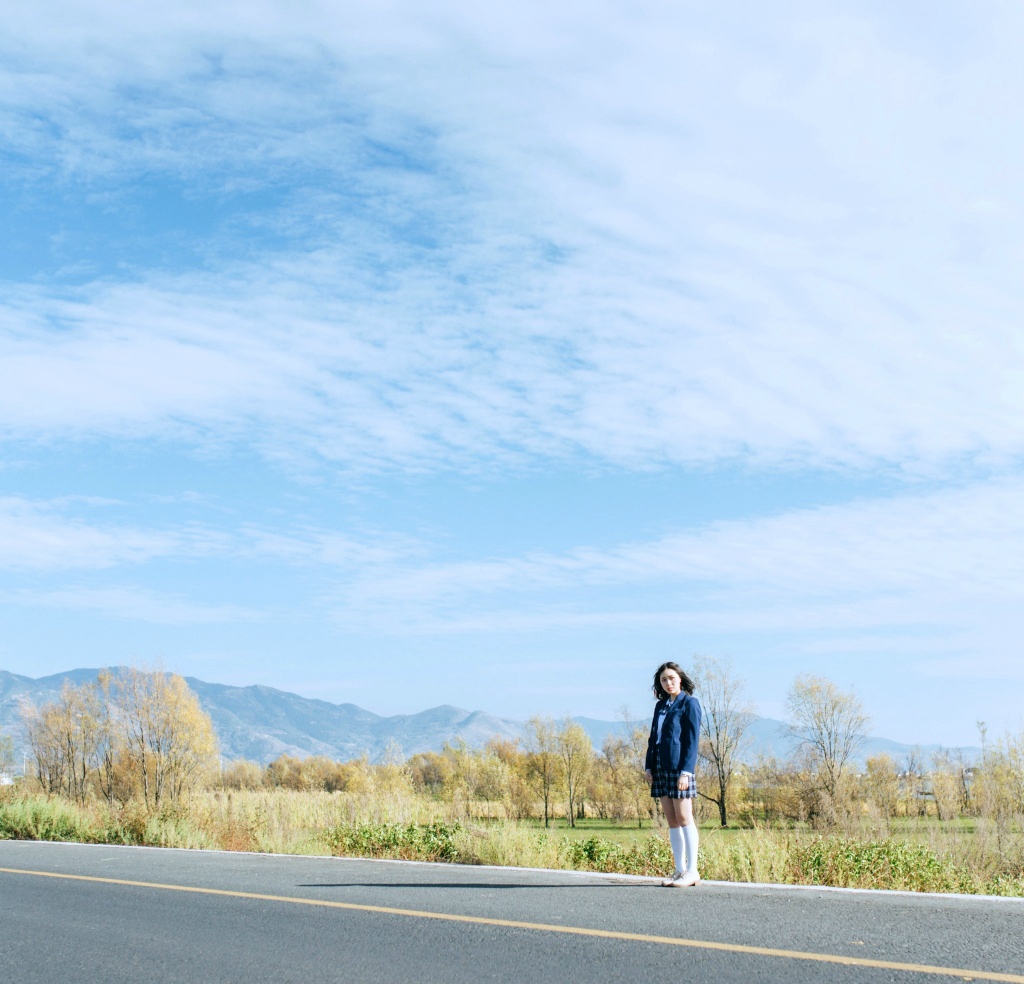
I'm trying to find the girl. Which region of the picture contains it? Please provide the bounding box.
[645,661,702,887]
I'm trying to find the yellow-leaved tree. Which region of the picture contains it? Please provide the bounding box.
[23,668,218,809]
[23,680,103,802]
[557,718,593,826]
[109,668,219,808]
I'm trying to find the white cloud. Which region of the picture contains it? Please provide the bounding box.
[0,3,1021,473]
[0,497,200,570]
[3,585,260,624]
[330,478,1024,653]
[2,1,1022,737]
[0,496,419,574]
[239,524,423,568]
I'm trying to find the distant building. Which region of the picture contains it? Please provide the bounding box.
[0,772,13,786]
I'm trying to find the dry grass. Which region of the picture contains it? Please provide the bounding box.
[2,789,1022,896]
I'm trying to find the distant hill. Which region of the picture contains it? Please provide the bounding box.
[0,667,978,769]
[0,667,524,766]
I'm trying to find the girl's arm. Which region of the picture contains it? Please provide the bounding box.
[679,697,702,774]
[644,704,660,774]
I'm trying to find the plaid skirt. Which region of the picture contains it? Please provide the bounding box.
[650,766,697,800]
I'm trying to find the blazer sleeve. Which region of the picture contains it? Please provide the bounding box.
[680,696,702,774]
[644,704,660,771]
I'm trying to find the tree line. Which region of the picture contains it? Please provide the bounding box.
[10,661,1023,831]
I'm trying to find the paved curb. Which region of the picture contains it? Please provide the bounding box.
[5,837,1023,903]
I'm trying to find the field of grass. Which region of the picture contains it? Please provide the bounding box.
[2,789,1022,896]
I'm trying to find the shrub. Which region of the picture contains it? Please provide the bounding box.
[791,837,967,893]
[562,834,673,876]
[0,797,108,843]
[326,820,461,862]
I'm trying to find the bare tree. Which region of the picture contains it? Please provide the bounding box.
[930,750,969,821]
[524,716,560,827]
[0,732,14,781]
[609,706,653,828]
[115,667,157,805]
[22,681,102,802]
[901,746,926,817]
[785,675,868,816]
[556,718,593,827]
[23,668,218,808]
[95,670,123,804]
[692,655,753,827]
[23,703,63,794]
[864,753,900,820]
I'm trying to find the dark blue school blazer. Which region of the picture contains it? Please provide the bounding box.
[645,694,702,775]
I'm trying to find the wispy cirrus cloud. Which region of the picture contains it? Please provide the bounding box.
[0,496,211,570]
[2,3,1023,737]
[239,524,424,569]
[0,495,419,573]
[3,585,261,625]
[2,245,1022,474]
[331,479,1024,654]
[11,478,1019,651]
[1,3,1021,474]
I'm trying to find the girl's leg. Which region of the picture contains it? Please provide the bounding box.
[661,796,699,885]
[668,827,685,875]
[660,796,686,826]
[678,798,700,882]
[660,797,686,876]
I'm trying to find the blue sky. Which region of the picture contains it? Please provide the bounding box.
[2,1,1022,746]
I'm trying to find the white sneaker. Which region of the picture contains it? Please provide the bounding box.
[664,871,700,888]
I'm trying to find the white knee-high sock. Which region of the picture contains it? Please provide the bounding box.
[668,826,684,874]
[682,823,699,877]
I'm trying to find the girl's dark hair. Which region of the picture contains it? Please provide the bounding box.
[652,661,695,700]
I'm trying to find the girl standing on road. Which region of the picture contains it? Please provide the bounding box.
[645,661,702,887]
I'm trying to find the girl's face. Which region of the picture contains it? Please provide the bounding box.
[660,668,682,698]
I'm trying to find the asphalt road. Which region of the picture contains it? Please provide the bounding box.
[2,840,1022,984]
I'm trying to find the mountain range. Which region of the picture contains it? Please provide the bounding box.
[0,667,977,769]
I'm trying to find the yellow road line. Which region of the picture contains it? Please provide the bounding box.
[1,865,1019,983]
